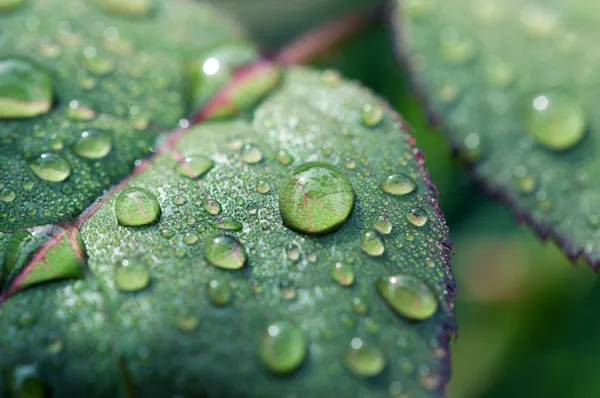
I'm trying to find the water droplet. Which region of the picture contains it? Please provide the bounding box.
[66,100,96,121]
[345,337,386,377]
[0,0,24,11]
[256,179,271,194]
[228,136,243,150]
[279,162,355,235]
[278,150,293,165]
[177,314,199,332]
[203,235,247,269]
[440,27,476,64]
[525,91,586,150]
[203,198,222,215]
[28,153,71,182]
[331,262,354,286]
[82,47,114,76]
[115,187,161,227]
[344,157,356,169]
[380,173,417,195]
[183,232,199,245]
[279,280,297,300]
[258,321,307,375]
[160,228,174,239]
[0,188,16,202]
[115,260,150,292]
[286,244,300,261]
[352,297,368,315]
[72,129,111,159]
[207,278,232,306]
[321,143,333,156]
[375,215,392,234]
[360,230,384,256]
[361,103,384,127]
[92,0,155,17]
[483,56,514,88]
[376,274,438,321]
[0,59,52,118]
[214,216,242,231]
[240,143,263,164]
[406,208,427,227]
[175,154,214,178]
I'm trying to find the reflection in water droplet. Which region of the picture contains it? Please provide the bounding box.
[28,153,71,182]
[0,58,53,118]
[256,179,271,194]
[279,162,355,235]
[345,337,386,377]
[203,235,246,269]
[214,216,242,231]
[175,154,214,179]
[72,129,111,159]
[380,173,417,195]
[406,208,427,227]
[360,230,384,256]
[207,278,232,306]
[375,215,392,234]
[115,187,161,226]
[278,150,293,165]
[361,103,384,127]
[115,260,150,292]
[525,91,586,150]
[376,274,438,321]
[240,143,263,164]
[0,188,16,202]
[258,320,307,375]
[331,262,354,286]
[203,198,222,215]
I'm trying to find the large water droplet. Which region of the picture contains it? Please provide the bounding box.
[406,208,427,227]
[380,173,417,195]
[279,162,355,235]
[240,143,263,164]
[203,235,246,269]
[175,154,214,178]
[207,278,232,306]
[360,230,384,256]
[525,91,586,150]
[258,321,307,375]
[0,59,52,118]
[361,103,384,127]
[345,337,386,377]
[0,187,16,202]
[28,153,71,182]
[115,260,150,292]
[331,262,354,286]
[376,274,438,321]
[92,0,155,17]
[72,129,111,159]
[214,216,242,231]
[115,187,161,227]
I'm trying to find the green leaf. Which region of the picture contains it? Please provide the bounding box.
[1,67,454,397]
[391,0,600,265]
[0,0,258,236]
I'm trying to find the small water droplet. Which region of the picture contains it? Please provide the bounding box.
[331,262,354,286]
[361,103,384,127]
[207,278,232,306]
[279,162,355,235]
[278,150,293,165]
[240,143,263,164]
[380,173,417,195]
[82,47,114,76]
[0,58,52,118]
[160,228,174,239]
[203,235,246,269]
[203,198,222,215]
[0,188,16,202]
[375,215,392,234]
[28,153,71,182]
[72,129,111,159]
[376,274,438,321]
[258,320,307,375]
[525,91,586,150]
[115,187,161,226]
[256,179,271,194]
[228,136,243,150]
[344,157,356,169]
[66,100,96,121]
[114,260,150,292]
[406,208,427,227]
[183,232,199,245]
[345,337,386,377]
[286,244,300,261]
[352,296,368,315]
[360,230,384,256]
[176,314,199,332]
[279,280,297,300]
[175,154,214,178]
[214,216,242,231]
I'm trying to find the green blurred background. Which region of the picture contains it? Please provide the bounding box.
[208,2,600,395]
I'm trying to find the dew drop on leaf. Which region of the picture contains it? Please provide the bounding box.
[66,100,96,121]
[525,90,586,150]
[214,216,243,231]
[345,337,386,377]
[72,129,112,159]
[279,162,355,235]
[256,179,271,194]
[175,154,214,179]
[277,150,293,165]
[114,260,150,292]
[380,173,417,196]
[203,235,247,270]
[81,47,114,76]
[375,215,392,234]
[279,280,297,300]
[0,58,52,118]
[376,274,438,321]
[406,208,428,227]
[258,321,307,375]
[360,103,384,127]
[207,278,232,306]
[115,187,161,227]
[331,262,354,286]
[285,244,300,261]
[360,230,384,256]
[0,188,16,202]
[240,143,263,164]
[28,153,71,182]
[203,198,222,215]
